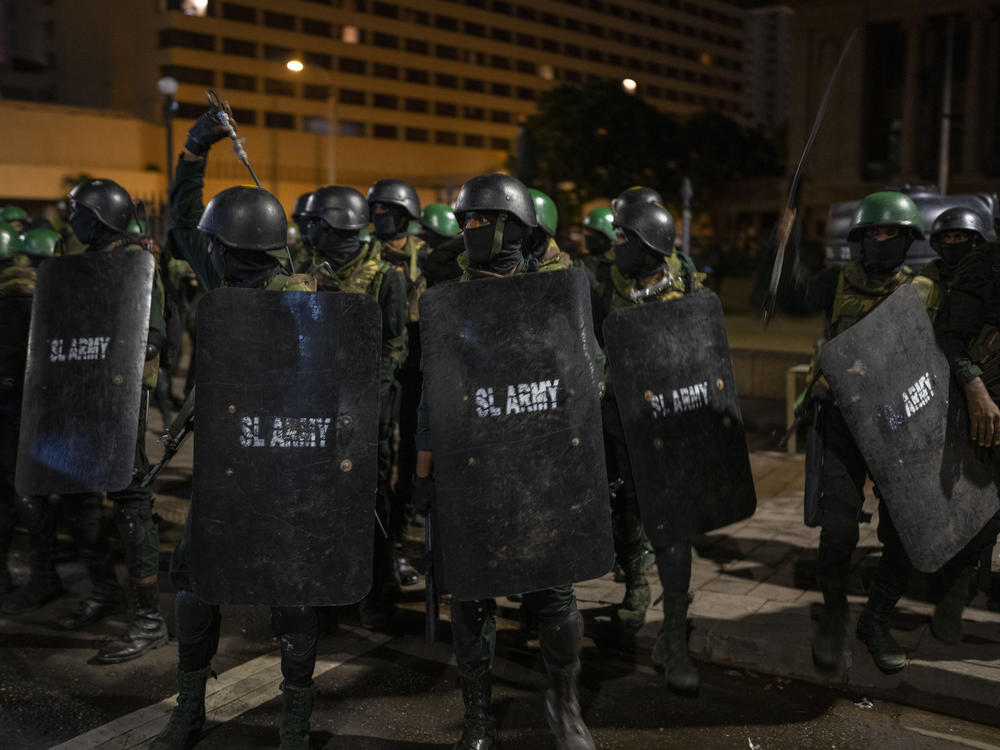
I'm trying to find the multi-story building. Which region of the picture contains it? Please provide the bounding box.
[2,0,747,212]
[743,3,793,130]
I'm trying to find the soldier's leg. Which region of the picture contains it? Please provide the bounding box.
[812,404,867,670]
[1,495,64,614]
[271,606,334,750]
[451,598,498,750]
[151,520,219,750]
[360,409,398,630]
[651,540,698,694]
[392,368,421,585]
[602,398,650,632]
[932,509,1000,643]
[58,492,124,629]
[525,586,595,750]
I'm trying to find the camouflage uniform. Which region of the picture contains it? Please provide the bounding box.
[534,236,573,272]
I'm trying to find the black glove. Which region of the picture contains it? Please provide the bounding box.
[411,474,435,515]
[145,329,166,360]
[184,105,233,156]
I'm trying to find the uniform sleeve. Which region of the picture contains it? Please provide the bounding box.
[148,266,167,338]
[940,248,996,384]
[168,155,221,290]
[377,266,408,393]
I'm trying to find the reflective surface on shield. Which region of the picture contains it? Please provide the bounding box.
[419,269,612,600]
[604,291,756,547]
[820,284,1000,573]
[191,289,380,605]
[16,251,153,495]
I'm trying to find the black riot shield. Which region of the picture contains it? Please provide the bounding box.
[419,268,613,600]
[191,288,380,605]
[819,284,1000,573]
[16,251,153,495]
[0,293,33,407]
[603,291,757,547]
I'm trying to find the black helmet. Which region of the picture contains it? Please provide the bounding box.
[198,186,287,251]
[302,186,369,230]
[366,179,421,219]
[292,191,313,222]
[68,178,135,232]
[454,173,537,228]
[613,202,676,255]
[612,186,664,215]
[930,207,993,249]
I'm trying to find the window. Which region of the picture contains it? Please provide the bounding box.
[516,87,535,100]
[159,29,215,51]
[373,124,398,139]
[304,51,332,70]
[373,93,398,109]
[463,106,485,120]
[494,1,512,12]
[304,116,333,133]
[264,44,293,62]
[435,15,458,31]
[304,84,329,100]
[564,44,581,57]
[265,112,295,129]
[403,69,428,85]
[372,32,398,49]
[586,48,602,62]
[404,8,430,24]
[490,55,511,70]
[342,25,362,43]
[465,21,485,37]
[435,130,458,145]
[436,44,459,60]
[223,72,255,91]
[464,134,485,147]
[563,69,581,82]
[542,39,559,53]
[265,78,295,96]
[405,127,429,142]
[464,78,485,93]
[339,57,366,74]
[490,82,511,96]
[405,38,429,54]
[516,60,536,74]
[545,13,561,26]
[516,33,536,48]
[161,65,214,86]
[565,18,581,32]
[373,63,398,79]
[490,109,511,123]
[230,107,256,126]
[436,73,458,88]
[302,17,333,36]
[435,101,458,116]
[405,97,429,113]
[222,37,254,57]
[221,3,255,23]
[263,11,294,30]
[373,1,398,17]
[339,89,366,105]
[516,6,535,20]
[491,28,511,43]
[338,120,366,137]
[175,101,209,119]
[490,137,512,151]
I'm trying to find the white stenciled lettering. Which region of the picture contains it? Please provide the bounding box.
[475,387,502,417]
[239,416,333,448]
[902,372,934,418]
[666,381,710,415]
[474,379,562,418]
[48,336,111,362]
[651,393,668,418]
[49,339,65,362]
[240,417,266,447]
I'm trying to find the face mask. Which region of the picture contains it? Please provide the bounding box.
[937,240,977,269]
[464,215,525,274]
[69,204,95,246]
[317,226,362,269]
[585,232,610,256]
[860,234,911,276]
[464,224,497,267]
[372,206,408,241]
[210,240,279,287]
[614,236,662,279]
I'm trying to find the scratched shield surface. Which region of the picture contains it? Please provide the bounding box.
[191,289,380,605]
[603,291,756,547]
[16,251,153,495]
[419,269,612,600]
[820,284,999,573]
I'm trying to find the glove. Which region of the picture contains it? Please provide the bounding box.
[184,103,234,156]
[411,474,435,515]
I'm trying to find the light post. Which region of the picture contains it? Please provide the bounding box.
[157,76,179,192]
[287,59,336,185]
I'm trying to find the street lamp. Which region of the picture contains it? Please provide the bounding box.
[157,76,179,191]
[286,59,336,185]
[622,78,638,94]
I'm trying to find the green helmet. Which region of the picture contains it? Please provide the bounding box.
[127,218,147,234]
[583,207,616,243]
[422,203,460,237]
[359,227,372,243]
[528,188,558,237]
[22,228,61,257]
[0,221,24,258]
[847,191,925,241]
[2,205,29,224]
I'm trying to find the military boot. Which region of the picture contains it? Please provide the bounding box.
[96,580,168,664]
[453,671,497,750]
[149,665,215,750]
[59,557,124,629]
[614,550,650,632]
[811,587,847,671]
[278,682,318,750]
[1,527,63,615]
[395,544,419,587]
[856,586,907,673]
[931,565,974,645]
[540,609,594,750]
[651,594,699,695]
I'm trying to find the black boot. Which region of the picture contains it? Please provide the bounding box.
[931,565,974,645]
[540,608,594,750]
[149,665,215,750]
[615,549,650,632]
[395,547,419,587]
[453,671,497,750]
[96,580,169,664]
[651,594,699,695]
[1,510,63,615]
[279,682,318,750]
[811,586,847,671]
[856,586,906,673]
[59,557,124,629]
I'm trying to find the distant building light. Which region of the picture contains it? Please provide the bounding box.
[286,59,304,72]
[182,0,208,17]
[157,76,179,96]
[342,25,360,44]
[700,52,713,66]
[539,64,555,81]
[622,78,637,93]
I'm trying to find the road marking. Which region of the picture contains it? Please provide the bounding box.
[50,626,391,750]
[902,724,1000,750]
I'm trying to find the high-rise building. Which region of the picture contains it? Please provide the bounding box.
[743,4,793,129]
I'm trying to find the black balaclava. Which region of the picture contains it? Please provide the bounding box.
[933,233,978,270]
[585,231,611,257]
[860,233,912,276]
[69,203,99,247]
[524,226,549,269]
[302,217,361,269]
[614,230,664,280]
[372,204,409,241]
[464,211,528,274]
[210,239,281,288]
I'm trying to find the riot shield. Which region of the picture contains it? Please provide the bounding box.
[191,288,380,605]
[819,284,1000,573]
[419,268,613,600]
[0,293,33,409]
[16,251,153,495]
[603,291,757,547]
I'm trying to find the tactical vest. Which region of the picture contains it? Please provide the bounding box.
[377,235,427,322]
[605,252,697,315]
[911,260,945,324]
[536,237,573,272]
[310,241,390,299]
[827,260,913,338]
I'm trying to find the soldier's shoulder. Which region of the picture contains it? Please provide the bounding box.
[0,266,36,296]
[281,273,318,292]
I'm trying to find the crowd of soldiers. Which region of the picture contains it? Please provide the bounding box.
[2,98,1000,750]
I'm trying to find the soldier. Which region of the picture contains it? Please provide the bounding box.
[419,203,464,286]
[583,206,615,260]
[297,184,409,625]
[367,178,426,589]
[793,192,927,674]
[21,227,64,261]
[611,186,663,215]
[2,205,30,235]
[289,191,313,272]
[414,173,596,750]
[153,104,326,750]
[525,188,571,271]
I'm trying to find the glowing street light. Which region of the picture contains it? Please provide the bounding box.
[622,78,638,94]
[286,59,304,73]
